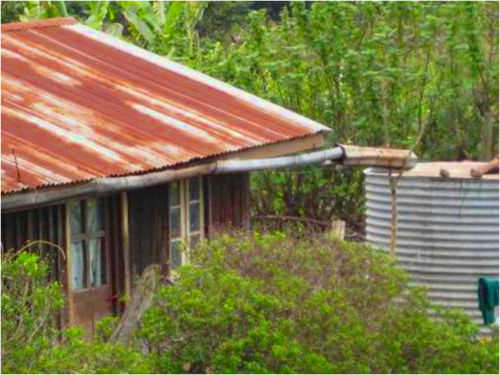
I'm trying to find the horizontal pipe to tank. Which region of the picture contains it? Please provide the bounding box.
[2,145,415,211]
[215,147,345,173]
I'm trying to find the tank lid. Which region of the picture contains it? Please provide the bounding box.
[365,162,499,180]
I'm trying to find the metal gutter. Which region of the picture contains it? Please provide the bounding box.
[2,145,416,211]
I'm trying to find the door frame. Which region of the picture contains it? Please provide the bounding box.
[65,197,114,331]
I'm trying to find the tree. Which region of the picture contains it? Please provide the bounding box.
[1,1,25,23]
[184,2,498,225]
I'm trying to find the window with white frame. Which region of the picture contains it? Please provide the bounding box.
[68,198,107,290]
[169,177,204,269]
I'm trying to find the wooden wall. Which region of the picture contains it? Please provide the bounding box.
[1,172,251,320]
[2,204,68,327]
[104,194,127,314]
[128,184,169,279]
[126,173,250,278]
[208,172,251,232]
[1,204,67,284]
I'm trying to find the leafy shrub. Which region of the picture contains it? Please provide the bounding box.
[140,231,499,374]
[1,251,65,373]
[1,250,152,374]
[27,327,153,374]
[3,235,497,373]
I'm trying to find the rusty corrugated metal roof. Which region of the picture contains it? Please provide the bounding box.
[1,18,330,195]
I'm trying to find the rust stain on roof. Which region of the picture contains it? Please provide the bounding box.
[1,18,330,195]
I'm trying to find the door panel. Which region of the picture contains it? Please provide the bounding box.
[68,198,114,336]
[72,286,113,336]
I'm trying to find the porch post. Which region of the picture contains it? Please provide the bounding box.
[121,191,131,298]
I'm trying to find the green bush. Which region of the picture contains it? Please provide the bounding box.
[27,326,153,374]
[1,251,65,373]
[3,235,498,373]
[1,251,152,374]
[140,231,499,374]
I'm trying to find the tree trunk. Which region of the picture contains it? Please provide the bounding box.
[110,264,165,345]
[480,112,493,161]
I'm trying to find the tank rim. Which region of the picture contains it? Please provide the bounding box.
[364,162,499,181]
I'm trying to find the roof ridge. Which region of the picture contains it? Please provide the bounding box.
[1,17,77,33]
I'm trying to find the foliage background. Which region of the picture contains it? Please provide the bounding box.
[2,1,499,228]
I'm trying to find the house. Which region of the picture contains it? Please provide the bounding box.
[1,18,330,332]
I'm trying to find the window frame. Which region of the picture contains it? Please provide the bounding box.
[168,177,204,269]
[68,197,107,291]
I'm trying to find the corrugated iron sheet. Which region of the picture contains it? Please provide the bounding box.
[1,18,330,195]
[364,164,499,331]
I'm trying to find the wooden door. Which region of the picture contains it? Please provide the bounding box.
[68,198,114,336]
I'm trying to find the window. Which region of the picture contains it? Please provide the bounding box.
[68,198,106,290]
[169,177,204,269]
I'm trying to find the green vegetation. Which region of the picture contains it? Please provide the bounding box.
[2,233,499,373]
[1,1,498,226]
[1,251,65,371]
[140,232,499,373]
[1,251,153,374]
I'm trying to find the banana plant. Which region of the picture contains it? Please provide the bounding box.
[18,1,206,51]
[86,2,109,29]
[117,1,207,52]
[85,2,124,37]
[20,1,122,36]
[20,1,67,21]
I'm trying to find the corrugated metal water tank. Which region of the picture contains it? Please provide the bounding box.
[365,162,499,326]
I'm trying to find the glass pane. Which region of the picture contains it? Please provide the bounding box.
[89,238,106,287]
[69,200,84,235]
[189,202,200,232]
[170,241,183,270]
[71,241,85,290]
[169,207,181,239]
[169,182,180,206]
[87,199,104,232]
[188,177,200,201]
